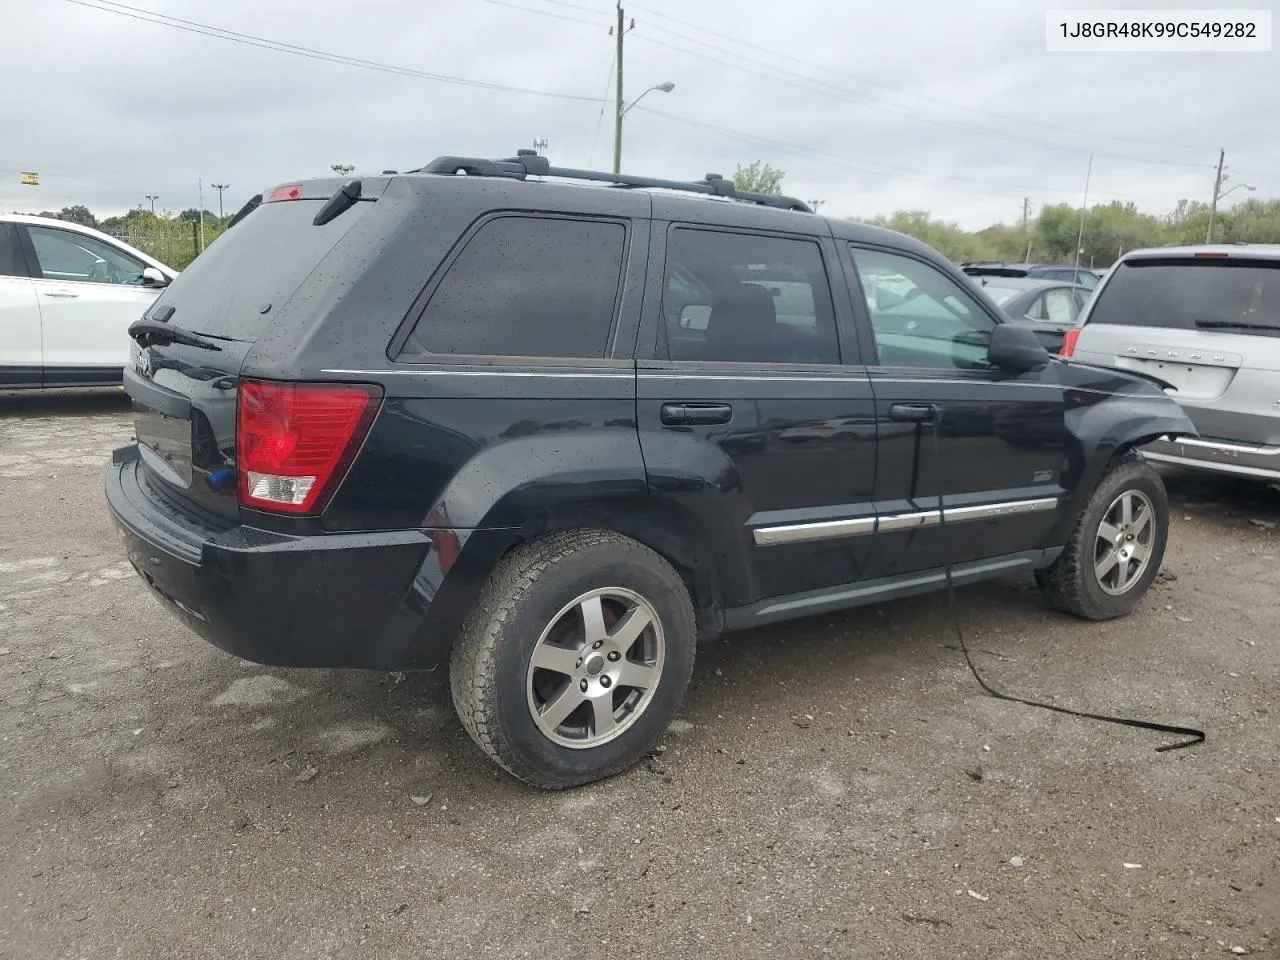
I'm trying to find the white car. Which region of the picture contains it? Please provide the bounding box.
[0,214,177,389]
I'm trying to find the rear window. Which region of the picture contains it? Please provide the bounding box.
[1088,258,1280,336]
[400,215,626,359]
[148,198,373,341]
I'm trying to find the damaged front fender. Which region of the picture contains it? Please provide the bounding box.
[1048,369,1197,545]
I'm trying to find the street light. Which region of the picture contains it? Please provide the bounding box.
[621,81,674,118]
[614,81,674,173]
[211,183,230,219]
[1220,182,1257,200]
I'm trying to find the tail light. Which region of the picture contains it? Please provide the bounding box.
[236,380,382,514]
[1059,327,1081,357]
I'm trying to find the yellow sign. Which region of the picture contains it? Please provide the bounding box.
[20,172,39,186]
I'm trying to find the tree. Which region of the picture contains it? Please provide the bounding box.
[857,211,987,262]
[733,160,784,195]
[58,205,97,228]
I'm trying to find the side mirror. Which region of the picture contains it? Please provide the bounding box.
[988,322,1051,374]
[141,266,170,288]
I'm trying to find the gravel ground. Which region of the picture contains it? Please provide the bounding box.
[1,390,1277,960]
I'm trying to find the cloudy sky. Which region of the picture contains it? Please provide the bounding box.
[2,0,1276,229]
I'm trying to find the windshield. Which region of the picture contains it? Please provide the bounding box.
[1089,258,1280,336]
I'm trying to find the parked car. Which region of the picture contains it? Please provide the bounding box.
[1063,244,1280,482]
[961,261,1102,289]
[105,151,1195,788]
[971,276,1092,353]
[0,214,177,389]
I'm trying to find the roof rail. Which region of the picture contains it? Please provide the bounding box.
[414,149,814,213]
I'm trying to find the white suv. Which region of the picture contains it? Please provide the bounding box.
[0,214,177,389]
[1064,245,1280,482]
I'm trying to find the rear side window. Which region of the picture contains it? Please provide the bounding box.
[149,198,374,341]
[402,216,626,359]
[1089,258,1280,336]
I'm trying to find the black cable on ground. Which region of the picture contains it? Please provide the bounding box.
[931,407,1205,753]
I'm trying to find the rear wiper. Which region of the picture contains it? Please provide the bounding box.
[127,318,222,352]
[313,179,363,226]
[1193,319,1280,333]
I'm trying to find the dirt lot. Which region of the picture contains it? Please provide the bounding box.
[1,390,1277,960]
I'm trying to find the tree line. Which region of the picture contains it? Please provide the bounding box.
[731,161,1280,268]
[17,204,231,270]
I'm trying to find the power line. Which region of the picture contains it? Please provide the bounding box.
[61,0,607,104]
[630,30,1208,171]
[628,2,1220,155]
[632,105,1190,204]
[587,50,617,168]
[631,106,1025,201]
[474,0,608,27]
[532,0,606,13]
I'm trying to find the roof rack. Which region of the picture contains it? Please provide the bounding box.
[411,149,813,213]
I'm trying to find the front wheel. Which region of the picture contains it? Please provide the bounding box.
[1037,458,1169,621]
[450,529,696,789]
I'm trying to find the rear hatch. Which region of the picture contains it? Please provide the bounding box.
[125,179,385,523]
[1070,253,1280,443]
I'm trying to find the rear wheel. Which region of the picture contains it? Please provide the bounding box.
[1037,458,1169,621]
[450,529,696,789]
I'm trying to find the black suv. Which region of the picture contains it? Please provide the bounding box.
[106,152,1195,788]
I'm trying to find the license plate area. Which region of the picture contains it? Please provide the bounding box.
[134,404,194,488]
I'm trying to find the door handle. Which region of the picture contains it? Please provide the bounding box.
[888,403,938,423]
[42,290,79,299]
[661,402,733,426]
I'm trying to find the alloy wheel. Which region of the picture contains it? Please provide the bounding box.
[525,587,665,749]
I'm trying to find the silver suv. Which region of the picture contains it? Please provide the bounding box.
[1064,245,1280,481]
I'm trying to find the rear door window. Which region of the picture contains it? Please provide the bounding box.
[1088,258,1280,336]
[662,228,839,364]
[401,215,626,359]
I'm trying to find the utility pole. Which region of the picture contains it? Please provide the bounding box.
[1207,148,1226,243]
[211,183,229,219]
[198,178,206,253]
[532,138,548,155]
[612,3,625,174]
[144,194,158,214]
[1022,197,1032,263]
[1072,155,1092,283]
[809,199,824,212]
[331,163,355,177]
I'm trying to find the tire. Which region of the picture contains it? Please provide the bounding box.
[1037,457,1169,621]
[450,529,697,789]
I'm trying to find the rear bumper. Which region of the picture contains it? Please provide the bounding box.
[105,451,482,670]
[1142,436,1280,481]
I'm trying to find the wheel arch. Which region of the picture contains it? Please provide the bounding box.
[512,497,729,639]
[1050,391,1192,545]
